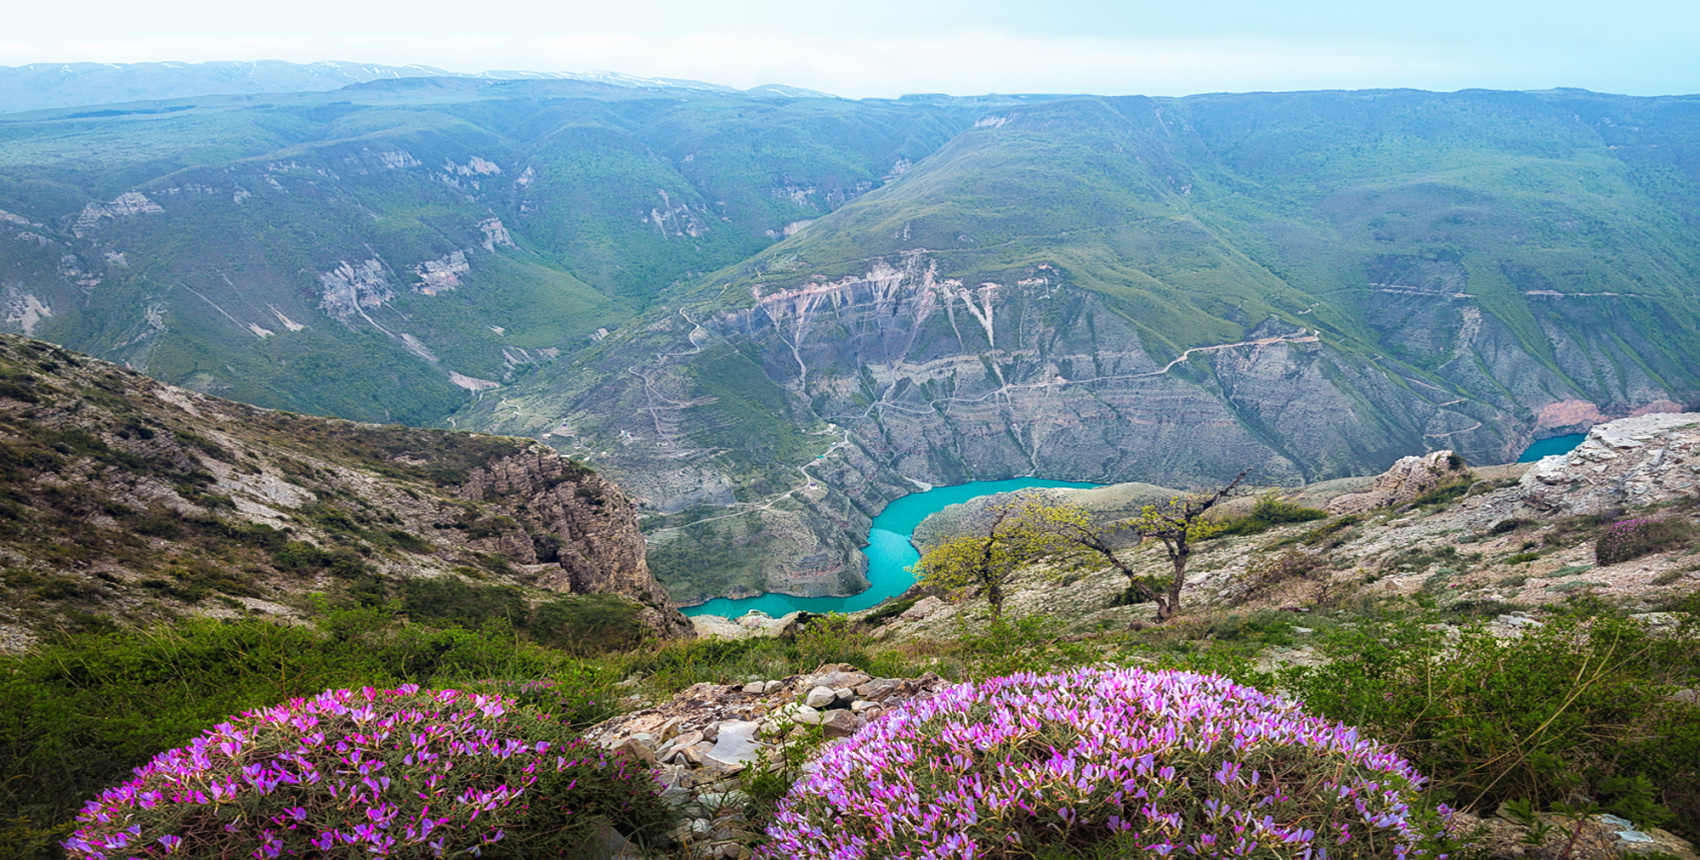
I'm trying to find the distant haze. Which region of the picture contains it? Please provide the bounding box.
[2,0,1698,98]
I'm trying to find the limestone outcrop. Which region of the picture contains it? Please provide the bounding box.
[1326,450,1467,514]
[1511,412,1700,516]
[460,449,692,638]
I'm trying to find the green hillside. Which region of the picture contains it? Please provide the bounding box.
[0,81,979,422]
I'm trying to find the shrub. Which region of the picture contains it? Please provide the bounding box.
[1216,491,1329,537]
[529,594,646,654]
[1282,615,1700,835]
[1595,517,1696,565]
[764,668,1449,860]
[62,685,670,859]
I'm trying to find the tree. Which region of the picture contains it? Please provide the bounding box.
[1011,469,1250,623]
[908,504,1022,621]
[1124,468,1249,621]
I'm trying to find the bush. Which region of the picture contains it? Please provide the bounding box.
[62,685,671,859]
[764,668,1449,860]
[1216,491,1330,537]
[1281,615,1700,835]
[1596,517,1696,565]
[529,594,646,654]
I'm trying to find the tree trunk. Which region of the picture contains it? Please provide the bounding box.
[1156,551,1187,622]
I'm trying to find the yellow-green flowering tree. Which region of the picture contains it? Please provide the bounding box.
[909,504,1025,621]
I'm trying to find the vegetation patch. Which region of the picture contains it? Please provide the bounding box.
[62,686,671,860]
[1596,516,1698,566]
[766,668,1450,860]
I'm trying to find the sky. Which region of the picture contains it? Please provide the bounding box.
[4,0,1699,98]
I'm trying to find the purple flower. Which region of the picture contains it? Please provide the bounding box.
[763,668,1447,860]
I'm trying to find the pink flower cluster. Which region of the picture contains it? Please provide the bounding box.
[1595,516,1679,565]
[63,685,651,859]
[765,668,1448,860]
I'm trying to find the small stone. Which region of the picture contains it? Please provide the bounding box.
[850,700,881,715]
[761,680,786,694]
[609,736,656,765]
[777,704,823,725]
[1496,614,1544,628]
[742,681,766,694]
[812,669,872,689]
[804,686,837,708]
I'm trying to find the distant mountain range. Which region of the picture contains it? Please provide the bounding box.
[2,65,1698,604]
[0,60,835,114]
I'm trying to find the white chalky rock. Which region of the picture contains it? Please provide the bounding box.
[704,721,763,768]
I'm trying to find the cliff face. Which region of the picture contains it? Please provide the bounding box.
[464,249,1698,605]
[459,450,693,638]
[1510,412,1700,517]
[0,333,690,650]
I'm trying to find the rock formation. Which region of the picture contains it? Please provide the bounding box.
[1511,412,1700,516]
[0,333,690,648]
[461,449,692,638]
[1326,450,1468,514]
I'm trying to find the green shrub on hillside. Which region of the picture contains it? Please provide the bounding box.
[1215,490,1330,537]
[1280,613,1700,835]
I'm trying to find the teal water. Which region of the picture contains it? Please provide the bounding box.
[1518,433,1586,462]
[680,478,1102,618]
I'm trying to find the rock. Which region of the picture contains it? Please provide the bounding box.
[1328,450,1467,514]
[772,703,824,725]
[819,709,860,738]
[810,668,872,689]
[1510,413,1700,517]
[854,678,901,700]
[850,700,881,715]
[804,686,837,708]
[458,448,693,639]
[704,721,762,768]
[1597,814,1700,859]
[901,595,945,621]
[608,735,655,765]
[1495,614,1544,628]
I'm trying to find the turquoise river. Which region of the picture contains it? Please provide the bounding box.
[680,478,1101,618]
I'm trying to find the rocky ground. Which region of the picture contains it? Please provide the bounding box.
[583,664,950,859]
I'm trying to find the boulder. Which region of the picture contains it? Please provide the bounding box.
[1327,450,1467,514]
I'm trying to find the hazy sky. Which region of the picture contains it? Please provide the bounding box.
[5,0,1698,98]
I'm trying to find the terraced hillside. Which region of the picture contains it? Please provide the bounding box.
[461,90,1700,602]
[4,77,1700,605]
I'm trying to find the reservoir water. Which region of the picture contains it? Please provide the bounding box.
[1517,433,1586,462]
[680,478,1102,618]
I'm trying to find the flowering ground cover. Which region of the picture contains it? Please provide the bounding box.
[61,685,670,859]
[765,667,1448,860]
[1596,517,1696,566]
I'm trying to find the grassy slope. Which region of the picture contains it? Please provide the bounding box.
[0,86,976,424]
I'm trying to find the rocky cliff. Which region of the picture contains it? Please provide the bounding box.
[0,333,690,650]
